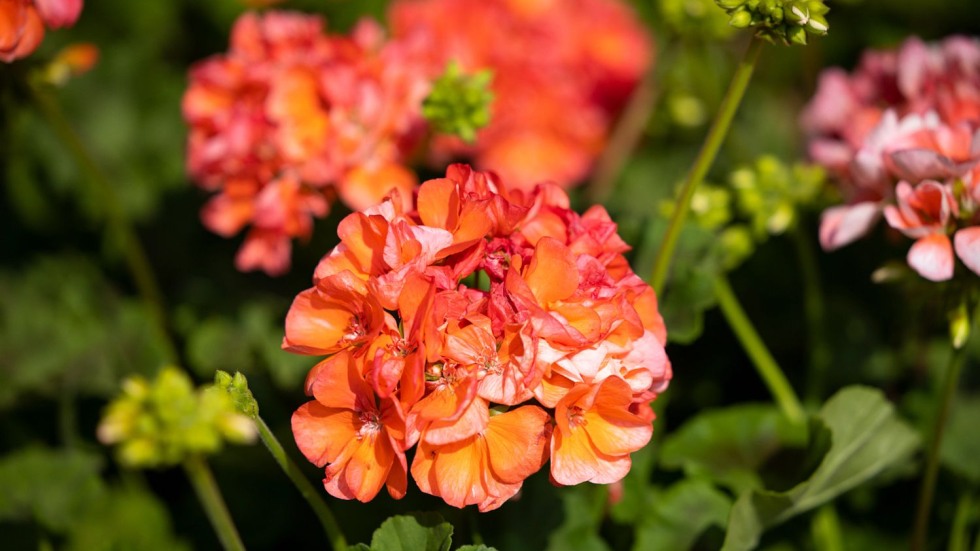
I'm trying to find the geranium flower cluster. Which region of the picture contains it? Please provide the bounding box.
[183,11,431,275]
[801,35,980,281]
[1,0,83,62]
[285,165,671,511]
[389,0,653,190]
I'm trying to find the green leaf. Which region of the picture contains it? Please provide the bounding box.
[546,485,612,551]
[0,255,168,408]
[0,447,106,531]
[65,486,189,551]
[721,386,920,551]
[941,394,980,482]
[370,513,454,551]
[660,404,807,493]
[456,546,500,551]
[634,479,732,551]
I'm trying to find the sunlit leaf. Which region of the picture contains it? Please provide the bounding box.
[370,513,454,551]
[721,386,920,551]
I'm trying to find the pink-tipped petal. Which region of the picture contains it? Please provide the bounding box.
[819,202,881,251]
[34,0,82,28]
[908,233,954,282]
[954,227,980,276]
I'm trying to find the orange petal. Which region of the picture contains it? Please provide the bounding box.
[282,288,352,354]
[417,177,460,230]
[433,437,488,508]
[485,405,552,483]
[291,401,356,467]
[343,432,394,502]
[525,237,579,305]
[422,397,489,446]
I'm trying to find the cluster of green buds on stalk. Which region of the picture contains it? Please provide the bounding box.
[97,366,257,468]
[422,60,494,143]
[716,0,829,45]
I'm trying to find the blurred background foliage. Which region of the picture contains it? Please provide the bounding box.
[2,0,980,549]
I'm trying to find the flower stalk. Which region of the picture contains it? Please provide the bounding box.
[184,455,247,551]
[712,273,805,424]
[255,417,348,551]
[651,36,764,294]
[27,79,178,364]
[912,343,969,551]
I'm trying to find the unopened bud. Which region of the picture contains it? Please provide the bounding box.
[729,8,753,27]
[949,303,971,349]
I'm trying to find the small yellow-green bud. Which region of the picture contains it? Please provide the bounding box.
[787,25,808,45]
[716,0,744,9]
[715,0,828,45]
[213,370,260,419]
[729,8,753,28]
[949,303,971,349]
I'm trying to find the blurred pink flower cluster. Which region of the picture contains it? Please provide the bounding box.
[183,12,431,275]
[390,0,652,190]
[1,0,83,62]
[802,36,980,281]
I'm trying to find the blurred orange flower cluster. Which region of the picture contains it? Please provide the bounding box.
[287,165,671,510]
[183,12,431,275]
[390,0,653,190]
[184,1,651,276]
[0,0,82,62]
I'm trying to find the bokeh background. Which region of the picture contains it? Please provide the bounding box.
[3,0,980,549]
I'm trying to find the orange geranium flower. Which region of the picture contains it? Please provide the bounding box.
[412,404,551,511]
[292,351,407,502]
[285,164,671,510]
[550,376,652,486]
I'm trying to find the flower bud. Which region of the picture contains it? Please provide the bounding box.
[949,303,971,350]
[422,60,494,143]
[729,8,753,28]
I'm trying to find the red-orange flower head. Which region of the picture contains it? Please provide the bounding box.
[1,0,83,62]
[802,35,980,282]
[183,11,431,276]
[389,0,653,190]
[286,164,671,511]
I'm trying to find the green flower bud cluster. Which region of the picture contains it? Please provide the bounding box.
[422,60,494,144]
[715,0,829,45]
[661,0,736,41]
[730,155,825,237]
[98,366,257,468]
[213,370,259,419]
[660,156,824,273]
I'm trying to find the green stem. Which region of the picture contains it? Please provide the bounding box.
[793,224,831,404]
[811,505,844,551]
[650,37,764,294]
[913,345,968,551]
[949,493,975,551]
[183,455,246,551]
[712,274,805,424]
[256,416,348,551]
[27,80,179,365]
